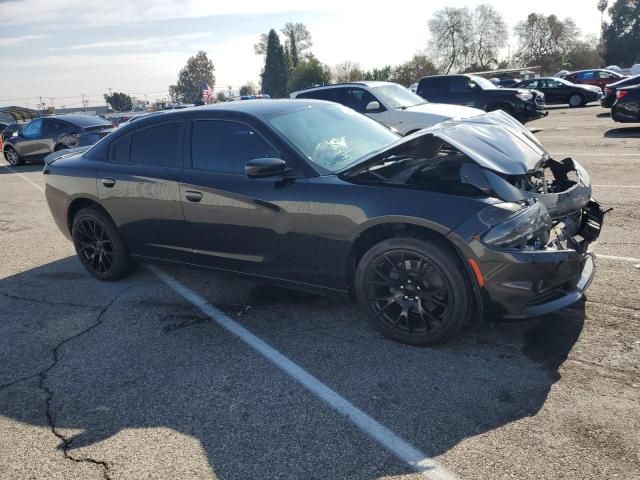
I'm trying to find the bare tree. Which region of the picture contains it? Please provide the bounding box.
[256,23,313,59]
[332,60,363,82]
[428,7,473,73]
[514,13,579,72]
[281,22,312,57]
[471,4,508,70]
[253,32,269,55]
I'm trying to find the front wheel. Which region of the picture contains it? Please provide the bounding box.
[355,237,470,346]
[4,147,24,166]
[568,94,584,108]
[72,207,133,281]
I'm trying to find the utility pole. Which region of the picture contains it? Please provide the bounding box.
[49,97,55,114]
[39,96,44,112]
[81,93,87,111]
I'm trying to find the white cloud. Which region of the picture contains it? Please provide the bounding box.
[0,34,46,47]
[49,32,213,52]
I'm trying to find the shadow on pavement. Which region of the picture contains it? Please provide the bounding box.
[0,258,585,478]
[604,126,640,138]
[0,163,44,174]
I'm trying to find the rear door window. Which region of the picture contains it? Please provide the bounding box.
[190,120,280,175]
[45,120,71,137]
[129,122,182,168]
[22,119,43,138]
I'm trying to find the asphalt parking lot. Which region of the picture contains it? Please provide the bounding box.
[0,105,639,480]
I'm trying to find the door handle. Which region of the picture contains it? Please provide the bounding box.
[101,178,116,188]
[185,191,202,202]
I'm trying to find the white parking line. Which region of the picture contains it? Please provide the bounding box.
[598,254,640,263]
[149,265,458,480]
[0,164,44,192]
[550,153,640,157]
[592,184,640,188]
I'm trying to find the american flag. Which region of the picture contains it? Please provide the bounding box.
[202,82,215,103]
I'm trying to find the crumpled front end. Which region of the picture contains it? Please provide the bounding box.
[453,158,605,319]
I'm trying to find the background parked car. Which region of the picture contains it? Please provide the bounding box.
[601,75,640,108]
[291,81,483,135]
[561,69,627,92]
[416,74,547,123]
[513,77,601,107]
[611,85,640,123]
[3,115,114,166]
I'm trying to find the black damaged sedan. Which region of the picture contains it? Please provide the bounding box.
[43,100,604,345]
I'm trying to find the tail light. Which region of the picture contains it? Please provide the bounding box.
[616,89,628,99]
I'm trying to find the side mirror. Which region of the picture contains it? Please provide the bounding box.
[245,157,290,178]
[365,101,381,112]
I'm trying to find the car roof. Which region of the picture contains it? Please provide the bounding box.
[44,114,112,127]
[151,99,336,119]
[568,69,620,75]
[293,81,396,93]
[111,99,338,134]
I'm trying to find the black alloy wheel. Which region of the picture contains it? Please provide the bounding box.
[355,237,470,345]
[72,207,133,280]
[4,147,24,166]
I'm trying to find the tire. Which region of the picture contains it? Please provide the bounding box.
[568,93,584,108]
[4,146,24,166]
[71,207,133,281]
[355,237,470,346]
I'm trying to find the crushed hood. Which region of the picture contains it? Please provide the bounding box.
[342,110,549,177]
[418,110,548,175]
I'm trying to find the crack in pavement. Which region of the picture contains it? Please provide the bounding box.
[0,373,41,390]
[0,291,103,309]
[37,290,125,480]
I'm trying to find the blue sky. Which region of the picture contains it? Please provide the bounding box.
[0,0,604,108]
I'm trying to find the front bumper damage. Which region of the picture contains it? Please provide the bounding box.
[453,155,606,320]
[452,199,604,320]
[474,200,603,319]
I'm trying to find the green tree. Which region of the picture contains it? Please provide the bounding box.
[288,55,331,92]
[216,91,227,102]
[565,35,603,70]
[390,54,439,86]
[261,30,289,98]
[290,36,299,67]
[255,22,312,60]
[362,66,393,81]
[168,51,215,103]
[514,13,580,73]
[103,92,133,112]
[602,0,640,65]
[239,82,257,96]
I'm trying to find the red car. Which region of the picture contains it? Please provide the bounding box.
[562,69,628,93]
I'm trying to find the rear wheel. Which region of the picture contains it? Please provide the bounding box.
[4,146,24,166]
[355,237,470,346]
[568,93,584,107]
[72,207,133,281]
